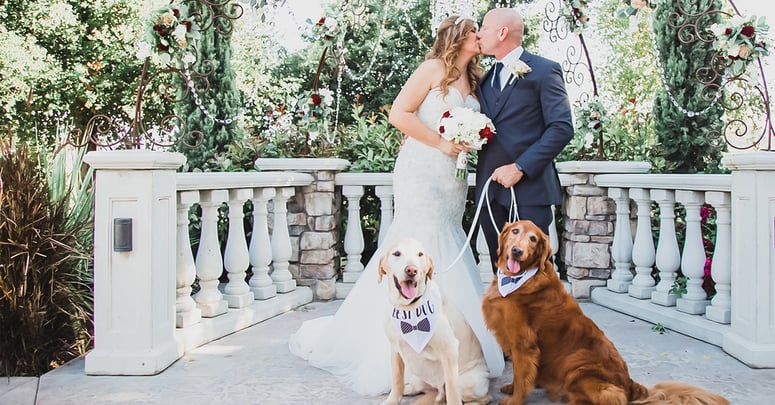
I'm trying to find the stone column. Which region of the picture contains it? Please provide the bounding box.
[84,150,183,375]
[721,152,775,368]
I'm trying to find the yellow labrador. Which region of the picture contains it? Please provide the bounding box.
[378,238,491,405]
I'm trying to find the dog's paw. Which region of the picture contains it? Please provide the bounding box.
[499,383,514,395]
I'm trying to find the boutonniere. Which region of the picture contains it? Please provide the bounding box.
[507,60,532,85]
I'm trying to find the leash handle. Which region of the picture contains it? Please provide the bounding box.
[437,175,518,275]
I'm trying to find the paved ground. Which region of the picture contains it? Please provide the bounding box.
[2,300,773,404]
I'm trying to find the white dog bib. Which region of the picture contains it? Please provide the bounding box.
[497,268,538,297]
[389,283,441,353]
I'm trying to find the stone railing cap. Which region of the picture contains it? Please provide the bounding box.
[255,158,350,172]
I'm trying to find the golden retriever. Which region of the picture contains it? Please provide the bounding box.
[482,220,729,405]
[378,238,491,405]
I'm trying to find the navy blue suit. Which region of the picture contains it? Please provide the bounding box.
[475,51,574,272]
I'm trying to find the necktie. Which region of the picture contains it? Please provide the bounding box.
[492,62,504,92]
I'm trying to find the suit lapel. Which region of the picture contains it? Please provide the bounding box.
[489,52,534,119]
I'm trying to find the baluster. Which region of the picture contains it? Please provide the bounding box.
[476,226,493,285]
[270,187,296,293]
[676,191,710,314]
[375,185,394,246]
[176,191,201,328]
[549,207,559,276]
[223,188,255,308]
[650,189,680,306]
[249,188,277,300]
[628,188,656,299]
[705,192,731,323]
[193,190,229,317]
[341,185,365,283]
[607,188,633,293]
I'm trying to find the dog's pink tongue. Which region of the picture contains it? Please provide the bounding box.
[507,258,521,274]
[401,283,417,299]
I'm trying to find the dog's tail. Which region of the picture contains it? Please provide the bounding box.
[631,381,729,405]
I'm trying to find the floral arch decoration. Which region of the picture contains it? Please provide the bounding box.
[545,0,773,155]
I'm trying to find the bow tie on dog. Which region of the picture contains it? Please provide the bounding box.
[497,268,537,297]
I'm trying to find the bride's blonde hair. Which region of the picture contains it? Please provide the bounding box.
[426,16,482,97]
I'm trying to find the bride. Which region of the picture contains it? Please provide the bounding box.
[288,15,505,396]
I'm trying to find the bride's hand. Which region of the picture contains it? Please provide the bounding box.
[436,138,465,157]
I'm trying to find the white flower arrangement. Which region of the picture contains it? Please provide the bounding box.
[437,106,496,179]
[507,60,532,85]
[135,4,201,67]
[708,14,770,77]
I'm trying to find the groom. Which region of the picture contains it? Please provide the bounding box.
[475,8,574,273]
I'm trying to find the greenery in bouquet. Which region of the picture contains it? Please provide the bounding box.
[569,97,608,160]
[136,3,201,66]
[615,0,658,19]
[708,14,770,78]
[561,0,592,33]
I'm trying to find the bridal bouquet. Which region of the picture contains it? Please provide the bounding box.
[437,106,496,179]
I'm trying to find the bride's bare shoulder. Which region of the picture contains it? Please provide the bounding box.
[409,59,444,89]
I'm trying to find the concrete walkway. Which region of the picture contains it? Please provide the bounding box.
[2,300,773,404]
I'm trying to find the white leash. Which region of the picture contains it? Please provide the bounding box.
[436,175,519,275]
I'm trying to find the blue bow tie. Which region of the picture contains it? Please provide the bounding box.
[400,317,431,334]
[501,274,525,286]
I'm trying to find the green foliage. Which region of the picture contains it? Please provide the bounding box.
[0,140,93,376]
[651,322,667,333]
[1,0,146,148]
[175,2,244,171]
[337,104,402,173]
[652,0,725,174]
[669,276,688,296]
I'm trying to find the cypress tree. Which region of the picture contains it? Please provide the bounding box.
[175,3,243,171]
[652,0,724,173]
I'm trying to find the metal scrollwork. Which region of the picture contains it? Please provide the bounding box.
[68,0,243,150]
[543,0,596,103]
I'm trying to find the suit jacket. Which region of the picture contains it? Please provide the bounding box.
[475,50,574,208]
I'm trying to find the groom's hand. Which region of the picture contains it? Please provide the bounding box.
[491,163,523,188]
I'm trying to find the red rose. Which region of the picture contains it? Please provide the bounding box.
[439,126,445,134]
[173,9,180,17]
[442,111,451,118]
[157,43,169,51]
[183,21,192,31]
[317,17,326,26]
[724,28,733,36]
[741,25,755,38]
[593,122,602,131]
[311,93,322,106]
[479,127,494,141]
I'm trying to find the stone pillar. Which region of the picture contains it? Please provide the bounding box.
[84,150,183,375]
[721,152,775,368]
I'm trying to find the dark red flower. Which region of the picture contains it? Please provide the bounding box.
[442,111,451,118]
[311,93,322,106]
[183,21,192,32]
[439,126,445,134]
[153,24,162,32]
[724,28,733,36]
[628,97,636,104]
[157,43,169,51]
[741,25,755,38]
[704,258,712,277]
[479,126,494,141]
[593,121,602,131]
[173,9,180,17]
[700,206,710,221]
[317,17,326,26]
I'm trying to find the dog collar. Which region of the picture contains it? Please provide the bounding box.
[497,267,538,297]
[389,282,441,353]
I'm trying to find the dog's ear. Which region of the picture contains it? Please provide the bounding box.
[377,254,387,283]
[538,231,554,273]
[426,254,434,280]
[496,222,513,257]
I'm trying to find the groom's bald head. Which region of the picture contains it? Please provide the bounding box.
[478,8,524,58]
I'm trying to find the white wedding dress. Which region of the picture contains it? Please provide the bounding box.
[288,87,505,396]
